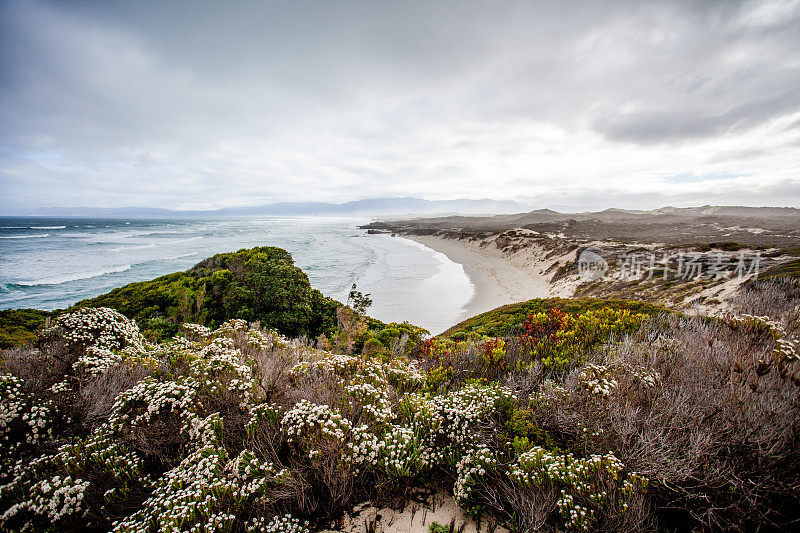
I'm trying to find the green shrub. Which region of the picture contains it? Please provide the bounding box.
[442,298,666,340]
[428,522,454,533]
[519,306,648,371]
[0,309,52,348]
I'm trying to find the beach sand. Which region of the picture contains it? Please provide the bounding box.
[322,491,508,533]
[402,234,575,321]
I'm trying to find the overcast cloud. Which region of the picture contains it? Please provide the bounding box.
[1,0,799,212]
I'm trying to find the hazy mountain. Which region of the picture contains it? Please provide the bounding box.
[15,197,527,218]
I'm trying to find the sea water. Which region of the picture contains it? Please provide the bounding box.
[0,217,473,335]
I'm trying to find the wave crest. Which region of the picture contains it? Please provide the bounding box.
[11,265,132,287]
[0,233,50,239]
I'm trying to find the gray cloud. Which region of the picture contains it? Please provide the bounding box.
[594,84,800,144]
[1,0,799,211]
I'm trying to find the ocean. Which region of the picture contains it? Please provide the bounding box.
[0,217,473,335]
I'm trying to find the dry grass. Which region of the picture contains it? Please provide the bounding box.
[734,279,800,332]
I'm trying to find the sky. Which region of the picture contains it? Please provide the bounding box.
[1,0,799,213]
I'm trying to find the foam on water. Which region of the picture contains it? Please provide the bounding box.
[0,216,473,334]
[0,234,51,239]
[11,265,133,287]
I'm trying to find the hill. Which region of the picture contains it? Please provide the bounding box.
[69,246,341,341]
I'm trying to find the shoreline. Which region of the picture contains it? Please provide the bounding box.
[399,234,557,321]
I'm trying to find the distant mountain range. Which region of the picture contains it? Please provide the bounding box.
[11,201,799,222]
[13,197,528,218]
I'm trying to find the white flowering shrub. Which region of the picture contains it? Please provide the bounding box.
[24,475,90,523]
[0,309,508,531]
[728,313,799,361]
[1,307,648,533]
[49,307,147,353]
[182,322,213,339]
[577,362,662,398]
[246,514,310,533]
[192,337,255,407]
[427,382,515,448]
[359,382,515,507]
[775,336,800,362]
[0,373,57,474]
[345,381,394,423]
[246,403,282,436]
[21,402,53,445]
[75,346,122,376]
[49,380,71,394]
[109,440,288,533]
[0,374,24,442]
[66,428,146,483]
[189,412,225,448]
[111,446,229,532]
[578,364,618,397]
[247,328,275,350]
[509,446,642,531]
[348,423,425,478]
[726,313,800,382]
[290,353,360,379]
[626,366,661,389]
[108,377,197,436]
[291,351,423,391]
[454,444,496,504]
[728,313,783,331]
[217,318,249,335]
[281,400,351,458]
[227,449,286,493]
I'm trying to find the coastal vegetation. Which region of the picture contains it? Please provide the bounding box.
[0,247,424,354]
[68,246,342,341]
[1,247,798,532]
[0,309,52,349]
[440,298,667,340]
[759,258,800,281]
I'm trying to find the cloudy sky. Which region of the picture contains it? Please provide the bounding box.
[1,0,799,212]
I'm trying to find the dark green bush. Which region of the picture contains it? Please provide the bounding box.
[0,309,52,348]
[71,246,342,340]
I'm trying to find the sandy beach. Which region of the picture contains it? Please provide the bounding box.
[402,234,570,321]
[401,232,768,321]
